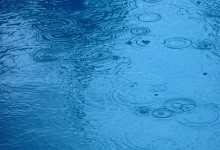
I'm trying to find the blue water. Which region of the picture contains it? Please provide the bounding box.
[1,0,220,149]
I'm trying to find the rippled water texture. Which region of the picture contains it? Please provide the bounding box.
[1,0,220,149]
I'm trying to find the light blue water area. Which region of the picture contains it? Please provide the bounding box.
[1,0,220,149]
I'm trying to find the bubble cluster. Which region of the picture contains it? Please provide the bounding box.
[164,98,196,113]
[193,40,215,50]
[133,106,151,116]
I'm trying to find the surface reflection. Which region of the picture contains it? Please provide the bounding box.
[1,0,220,149]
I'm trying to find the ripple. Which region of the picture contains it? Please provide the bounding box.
[143,0,162,3]
[0,46,9,54]
[110,0,138,11]
[152,108,174,118]
[164,98,196,113]
[32,15,75,29]
[107,83,164,106]
[193,40,215,50]
[82,0,111,8]
[77,9,107,23]
[202,1,220,18]
[66,105,86,120]
[176,106,220,127]
[73,47,114,65]
[202,89,220,104]
[151,84,167,92]
[32,10,72,23]
[71,47,130,73]
[0,0,27,12]
[32,18,77,33]
[0,54,16,74]
[97,22,127,33]
[72,138,122,150]
[164,37,192,49]
[130,27,151,35]
[4,102,31,115]
[151,138,178,150]
[87,75,166,107]
[32,50,59,63]
[41,141,73,150]
[126,36,151,48]
[138,13,162,22]
[123,120,200,150]
[37,31,82,43]
[32,12,83,44]
[88,32,117,43]
[133,106,152,116]
[208,132,220,150]
[106,6,130,22]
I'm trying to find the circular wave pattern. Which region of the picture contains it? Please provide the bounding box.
[152,108,173,118]
[38,31,82,43]
[138,13,162,22]
[164,37,192,49]
[151,84,167,92]
[164,98,196,113]
[71,47,130,73]
[126,36,151,48]
[123,117,200,150]
[32,15,82,44]
[151,138,178,150]
[33,18,76,32]
[110,0,138,11]
[77,9,107,23]
[97,23,127,33]
[90,32,116,42]
[74,47,113,64]
[176,106,220,127]
[33,50,59,62]
[105,6,130,22]
[107,84,164,106]
[193,40,215,50]
[143,0,162,3]
[130,27,151,35]
[83,0,111,8]
[133,106,151,116]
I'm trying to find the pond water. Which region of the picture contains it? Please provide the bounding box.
[1,0,220,149]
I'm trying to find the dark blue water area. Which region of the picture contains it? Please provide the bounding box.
[1,0,220,149]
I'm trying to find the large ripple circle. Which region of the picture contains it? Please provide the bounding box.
[193,40,215,50]
[176,106,220,127]
[152,108,173,118]
[164,37,192,49]
[144,0,162,3]
[138,13,161,22]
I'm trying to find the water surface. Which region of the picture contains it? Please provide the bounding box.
[1,0,220,149]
